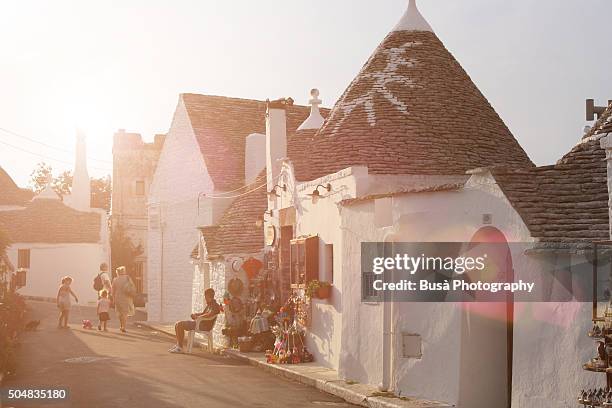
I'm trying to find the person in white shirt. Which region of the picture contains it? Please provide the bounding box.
[97,263,112,298]
[97,290,111,331]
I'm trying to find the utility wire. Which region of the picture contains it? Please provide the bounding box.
[0,126,113,164]
[0,138,112,172]
[200,178,270,200]
[202,172,281,197]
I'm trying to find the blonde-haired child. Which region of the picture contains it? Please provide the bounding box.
[56,276,78,329]
[97,290,111,331]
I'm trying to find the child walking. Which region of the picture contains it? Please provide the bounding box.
[97,291,111,331]
[56,276,78,329]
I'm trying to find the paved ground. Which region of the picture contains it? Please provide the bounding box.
[3,301,352,408]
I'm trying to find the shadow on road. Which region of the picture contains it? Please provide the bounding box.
[4,300,353,408]
[4,302,185,407]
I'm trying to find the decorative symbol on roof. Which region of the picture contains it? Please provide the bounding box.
[328,41,422,132]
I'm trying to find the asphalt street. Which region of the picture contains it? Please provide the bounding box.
[2,300,352,408]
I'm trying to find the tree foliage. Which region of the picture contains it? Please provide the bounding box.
[28,162,111,211]
[0,229,11,257]
[91,176,112,212]
[110,224,143,278]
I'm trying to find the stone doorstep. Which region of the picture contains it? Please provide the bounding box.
[138,322,451,408]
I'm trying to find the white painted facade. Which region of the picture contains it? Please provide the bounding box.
[147,96,232,323]
[7,241,107,305]
[339,171,599,407]
[2,133,109,306]
[266,160,602,407]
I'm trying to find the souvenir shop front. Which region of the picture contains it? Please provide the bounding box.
[218,208,329,365]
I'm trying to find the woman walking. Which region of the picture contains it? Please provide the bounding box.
[56,276,78,329]
[112,266,136,333]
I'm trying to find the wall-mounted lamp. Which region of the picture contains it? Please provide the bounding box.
[267,184,287,198]
[308,183,332,204]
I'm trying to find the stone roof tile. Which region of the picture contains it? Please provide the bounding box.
[0,199,101,243]
[0,167,33,206]
[202,172,267,258]
[181,94,328,190]
[296,30,533,181]
[491,138,608,243]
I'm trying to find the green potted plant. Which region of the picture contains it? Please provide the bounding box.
[306,280,332,300]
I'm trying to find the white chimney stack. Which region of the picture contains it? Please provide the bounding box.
[297,88,324,131]
[266,98,292,190]
[245,133,266,184]
[65,130,91,211]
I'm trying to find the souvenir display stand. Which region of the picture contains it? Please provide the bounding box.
[578,242,612,407]
[264,296,313,364]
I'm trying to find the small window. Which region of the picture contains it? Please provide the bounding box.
[135,181,145,196]
[362,272,381,301]
[18,249,30,269]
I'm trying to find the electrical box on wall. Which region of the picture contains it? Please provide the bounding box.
[482,213,493,225]
[402,333,422,358]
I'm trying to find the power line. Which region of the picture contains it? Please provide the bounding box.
[0,126,112,164]
[0,138,112,172]
[200,179,269,200]
[201,173,280,197]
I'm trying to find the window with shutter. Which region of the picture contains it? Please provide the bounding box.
[290,236,320,286]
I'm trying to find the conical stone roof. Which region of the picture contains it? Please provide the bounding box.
[297,1,533,181]
[0,167,33,206]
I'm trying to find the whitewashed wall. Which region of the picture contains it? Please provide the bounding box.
[8,243,106,305]
[272,163,468,373]
[270,164,365,370]
[340,170,599,407]
[147,97,216,323]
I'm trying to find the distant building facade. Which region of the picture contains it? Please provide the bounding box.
[0,134,109,305]
[111,129,164,295]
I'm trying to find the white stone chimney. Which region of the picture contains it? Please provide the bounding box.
[245,132,266,184]
[266,98,292,191]
[297,89,324,130]
[65,130,91,211]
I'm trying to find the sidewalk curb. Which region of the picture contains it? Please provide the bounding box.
[136,322,174,337]
[223,349,452,408]
[137,321,452,408]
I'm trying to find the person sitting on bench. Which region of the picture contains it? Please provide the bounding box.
[169,288,220,353]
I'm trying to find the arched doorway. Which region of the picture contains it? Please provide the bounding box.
[458,226,514,408]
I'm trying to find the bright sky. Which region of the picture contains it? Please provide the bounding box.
[1,0,611,187]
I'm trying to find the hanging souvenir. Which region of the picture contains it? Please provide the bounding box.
[242,257,264,280]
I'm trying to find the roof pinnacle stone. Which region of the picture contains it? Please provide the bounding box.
[297,88,325,131]
[392,0,433,33]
